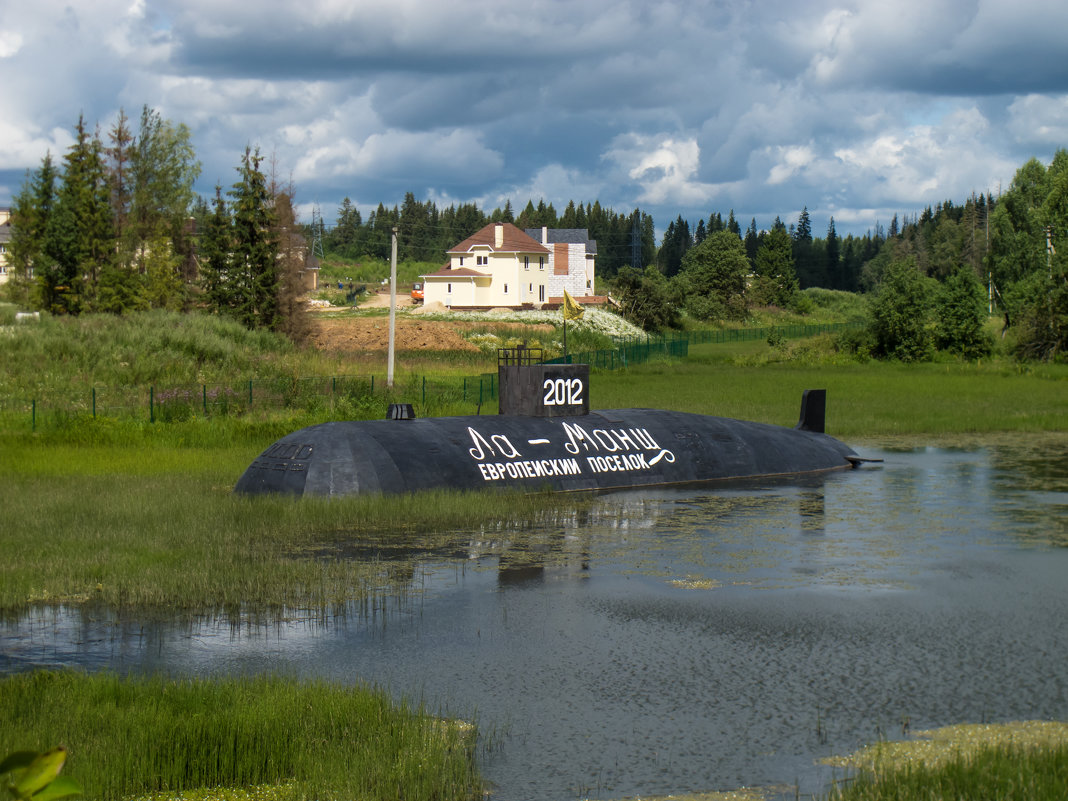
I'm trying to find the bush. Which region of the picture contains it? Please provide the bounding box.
[936,266,994,359]
[868,259,935,361]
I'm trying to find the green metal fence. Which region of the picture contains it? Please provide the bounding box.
[1,321,860,430]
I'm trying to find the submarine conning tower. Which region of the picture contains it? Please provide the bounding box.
[233,348,859,498]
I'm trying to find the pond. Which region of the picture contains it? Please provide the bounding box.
[4,435,1068,800]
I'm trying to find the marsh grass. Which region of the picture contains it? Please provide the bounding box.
[820,721,1068,801]
[826,727,1068,801]
[0,671,480,801]
[592,349,1068,437]
[832,745,1068,801]
[0,434,588,614]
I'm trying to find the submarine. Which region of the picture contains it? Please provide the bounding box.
[235,355,871,498]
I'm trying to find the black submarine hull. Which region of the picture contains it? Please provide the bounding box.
[234,407,859,497]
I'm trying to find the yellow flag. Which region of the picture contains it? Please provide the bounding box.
[562,289,584,321]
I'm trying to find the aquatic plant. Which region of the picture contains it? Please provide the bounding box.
[1,749,80,801]
[0,672,479,801]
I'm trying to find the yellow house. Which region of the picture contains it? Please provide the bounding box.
[422,222,551,308]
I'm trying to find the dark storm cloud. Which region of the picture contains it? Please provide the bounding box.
[2,0,1068,237]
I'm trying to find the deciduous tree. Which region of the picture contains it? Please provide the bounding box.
[868,258,934,361]
[679,230,749,320]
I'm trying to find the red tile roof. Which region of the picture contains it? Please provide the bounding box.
[447,222,550,255]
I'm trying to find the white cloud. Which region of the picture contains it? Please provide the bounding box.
[1007,94,1068,146]
[294,128,503,185]
[0,0,1065,237]
[0,121,73,170]
[0,31,23,58]
[604,134,719,206]
[767,145,816,185]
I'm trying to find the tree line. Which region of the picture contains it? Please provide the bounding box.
[321,193,656,277]
[5,108,1065,359]
[616,157,1065,361]
[5,108,310,339]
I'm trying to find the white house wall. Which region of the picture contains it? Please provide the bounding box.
[547,243,592,298]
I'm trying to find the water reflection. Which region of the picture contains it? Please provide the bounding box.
[3,437,1068,801]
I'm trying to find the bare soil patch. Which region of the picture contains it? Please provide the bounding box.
[310,291,555,353]
[311,315,479,352]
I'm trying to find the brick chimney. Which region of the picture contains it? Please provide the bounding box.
[494,223,504,248]
[541,226,548,244]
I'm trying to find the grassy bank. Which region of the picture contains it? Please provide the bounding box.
[834,744,1068,801]
[825,722,1068,801]
[593,342,1068,438]
[0,671,479,801]
[0,430,584,614]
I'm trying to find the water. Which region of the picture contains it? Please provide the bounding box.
[4,437,1068,799]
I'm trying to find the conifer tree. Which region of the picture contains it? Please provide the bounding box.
[6,153,57,305]
[198,185,234,315]
[273,190,314,343]
[42,115,113,312]
[228,146,278,330]
[825,217,841,289]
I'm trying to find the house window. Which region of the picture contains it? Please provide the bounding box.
[539,285,545,302]
[447,283,452,293]
[459,257,464,266]
[539,257,544,270]
[524,256,529,270]
[504,283,509,294]
[477,255,488,266]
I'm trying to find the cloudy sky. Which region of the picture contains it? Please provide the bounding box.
[2,0,1067,239]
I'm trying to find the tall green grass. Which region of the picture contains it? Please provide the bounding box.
[831,744,1068,801]
[592,348,1068,437]
[0,311,348,400]
[0,432,589,615]
[0,671,480,801]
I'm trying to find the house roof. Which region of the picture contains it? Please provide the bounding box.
[523,227,597,255]
[422,266,489,278]
[447,222,550,255]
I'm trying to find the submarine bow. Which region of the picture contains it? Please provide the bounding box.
[234,407,858,498]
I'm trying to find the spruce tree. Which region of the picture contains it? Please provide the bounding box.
[228,146,278,330]
[825,217,841,289]
[198,185,234,315]
[42,115,113,313]
[7,154,57,306]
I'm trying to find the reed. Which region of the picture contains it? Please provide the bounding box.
[0,436,589,615]
[830,744,1068,801]
[0,671,480,801]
